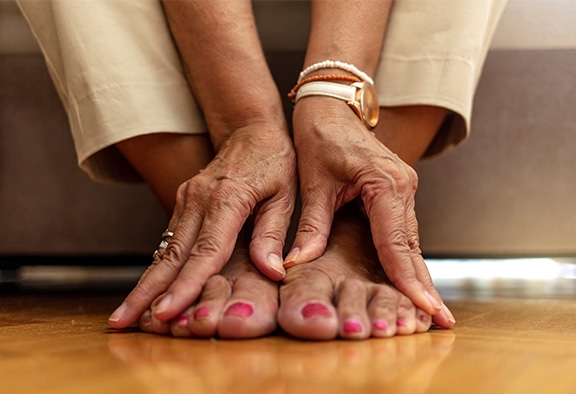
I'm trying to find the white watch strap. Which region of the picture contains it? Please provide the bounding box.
[295,81,357,103]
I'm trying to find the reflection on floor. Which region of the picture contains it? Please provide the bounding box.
[1,258,576,393]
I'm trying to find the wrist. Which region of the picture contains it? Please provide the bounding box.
[206,99,288,152]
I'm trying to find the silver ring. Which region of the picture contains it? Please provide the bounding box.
[153,230,174,258]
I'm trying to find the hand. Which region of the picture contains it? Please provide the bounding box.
[286,97,444,318]
[109,124,296,327]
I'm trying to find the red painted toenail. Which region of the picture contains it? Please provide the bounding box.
[343,319,363,334]
[301,303,332,319]
[419,314,429,323]
[373,319,388,331]
[177,315,189,325]
[224,302,254,318]
[193,306,211,320]
[397,318,407,327]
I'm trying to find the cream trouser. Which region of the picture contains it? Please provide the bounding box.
[17,0,507,183]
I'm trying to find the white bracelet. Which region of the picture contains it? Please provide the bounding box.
[298,60,374,85]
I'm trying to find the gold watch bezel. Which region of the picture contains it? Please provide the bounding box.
[348,81,379,129]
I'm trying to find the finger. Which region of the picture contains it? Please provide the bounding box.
[108,185,206,328]
[249,190,295,280]
[152,196,250,322]
[404,199,455,327]
[362,185,440,316]
[284,187,335,268]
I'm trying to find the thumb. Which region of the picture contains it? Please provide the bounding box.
[284,191,334,268]
[249,192,295,280]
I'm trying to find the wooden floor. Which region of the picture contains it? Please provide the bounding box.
[2,263,576,394]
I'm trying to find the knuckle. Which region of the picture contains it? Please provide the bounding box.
[296,219,328,240]
[252,228,286,245]
[360,163,418,203]
[190,236,226,266]
[161,242,189,270]
[209,181,255,216]
[376,229,409,252]
[407,231,421,250]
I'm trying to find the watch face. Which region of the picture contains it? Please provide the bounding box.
[359,82,379,128]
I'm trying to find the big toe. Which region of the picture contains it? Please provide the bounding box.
[278,265,338,340]
[218,271,278,338]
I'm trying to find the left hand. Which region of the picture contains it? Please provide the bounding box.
[285,96,444,319]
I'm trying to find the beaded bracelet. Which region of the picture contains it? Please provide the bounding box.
[287,74,362,101]
[297,60,374,85]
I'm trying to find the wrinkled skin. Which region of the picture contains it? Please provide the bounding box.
[287,98,444,319]
[109,124,296,327]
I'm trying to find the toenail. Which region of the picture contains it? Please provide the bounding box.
[397,318,407,327]
[419,314,429,323]
[142,316,152,328]
[373,319,388,331]
[224,302,254,318]
[177,315,189,326]
[301,303,332,319]
[343,319,363,335]
[193,306,211,320]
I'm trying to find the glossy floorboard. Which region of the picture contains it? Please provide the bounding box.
[1,274,576,394]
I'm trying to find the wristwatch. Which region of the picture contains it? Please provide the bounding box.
[295,81,379,129]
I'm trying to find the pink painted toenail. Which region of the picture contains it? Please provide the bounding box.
[193,306,211,320]
[343,319,363,334]
[224,302,254,318]
[142,317,151,328]
[397,318,407,327]
[301,303,332,319]
[177,315,189,325]
[373,319,388,331]
[419,314,429,323]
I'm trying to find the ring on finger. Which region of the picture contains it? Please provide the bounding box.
[152,229,174,259]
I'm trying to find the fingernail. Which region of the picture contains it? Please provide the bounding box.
[397,318,407,327]
[193,306,211,320]
[441,303,456,325]
[424,291,442,311]
[343,319,363,334]
[301,303,332,319]
[224,302,254,318]
[268,253,285,275]
[284,248,300,267]
[177,315,189,326]
[154,294,172,315]
[373,319,388,331]
[108,303,127,322]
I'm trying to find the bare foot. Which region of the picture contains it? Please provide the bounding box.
[139,230,279,339]
[278,202,433,340]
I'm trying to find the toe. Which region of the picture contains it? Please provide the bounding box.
[147,296,173,335]
[170,314,194,337]
[218,271,278,338]
[395,294,418,335]
[187,275,231,338]
[138,309,154,333]
[278,265,338,340]
[335,279,370,339]
[366,285,399,338]
[415,308,433,333]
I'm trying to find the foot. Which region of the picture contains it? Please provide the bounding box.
[278,202,433,340]
[139,231,279,339]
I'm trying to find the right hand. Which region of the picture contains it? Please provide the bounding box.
[109,124,297,328]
